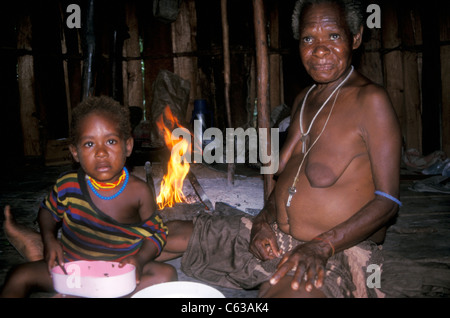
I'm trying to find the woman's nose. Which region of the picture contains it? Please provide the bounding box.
[312,44,331,58]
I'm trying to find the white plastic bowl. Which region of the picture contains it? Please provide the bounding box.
[132,281,225,298]
[51,260,136,298]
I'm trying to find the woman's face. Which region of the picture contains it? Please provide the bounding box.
[298,2,362,84]
[69,112,133,183]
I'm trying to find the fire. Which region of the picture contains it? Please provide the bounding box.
[156,106,190,209]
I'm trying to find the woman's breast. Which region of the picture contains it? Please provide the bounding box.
[305,152,369,188]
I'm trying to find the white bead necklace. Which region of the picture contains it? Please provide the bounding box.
[299,65,354,154]
[286,66,354,208]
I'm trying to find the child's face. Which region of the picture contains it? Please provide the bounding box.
[69,112,133,183]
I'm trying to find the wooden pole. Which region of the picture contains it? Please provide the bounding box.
[171,0,198,123]
[59,2,72,128]
[221,0,232,128]
[399,5,422,152]
[381,2,404,125]
[440,10,450,156]
[62,12,82,114]
[111,23,127,104]
[421,1,442,155]
[268,1,282,110]
[253,0,274,201]
[123,1,143,108]
[221,0,235,186]
[82,0,95,100]
[17,13,40,157]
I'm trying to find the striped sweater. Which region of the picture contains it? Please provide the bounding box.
[41,169,167,262]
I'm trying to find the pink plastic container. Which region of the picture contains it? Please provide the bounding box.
[51,260,136,298]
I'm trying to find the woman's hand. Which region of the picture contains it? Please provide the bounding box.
[269,240,332,292]
[249,220,280,261]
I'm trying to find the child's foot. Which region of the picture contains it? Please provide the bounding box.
[3,205,44,261]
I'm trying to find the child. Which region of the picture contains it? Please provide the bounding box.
[0,96,177,297]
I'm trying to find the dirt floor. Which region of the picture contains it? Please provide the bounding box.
[1,160,449,298]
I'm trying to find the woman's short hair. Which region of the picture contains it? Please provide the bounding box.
[292,0,364,40]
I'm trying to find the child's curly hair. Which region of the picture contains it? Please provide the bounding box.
[70,96,132,145]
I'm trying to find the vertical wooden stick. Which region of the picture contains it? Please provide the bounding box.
[221,0,235,186]
[253,0,274,201]
[124,1,143,109]
[59,2,72,128]
[221,0,232,128]
[269,2,282,111]
[17,14,40,156]
[82,0,95,100]
[440,12,450,156]
[171,0,198,123]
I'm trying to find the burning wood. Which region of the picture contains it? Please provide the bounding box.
[187,171,214,211]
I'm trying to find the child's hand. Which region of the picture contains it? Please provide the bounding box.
[43,238,65,274]
[119,256,142,285]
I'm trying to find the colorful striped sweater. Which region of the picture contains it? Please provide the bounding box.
[41,169,167,262]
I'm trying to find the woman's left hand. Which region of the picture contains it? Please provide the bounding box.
[269,241,332,292]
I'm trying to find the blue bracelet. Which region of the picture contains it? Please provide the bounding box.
[375,190,402,206]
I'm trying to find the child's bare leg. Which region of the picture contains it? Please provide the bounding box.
[3,205,44,261]
[0,260,53,298]
[131,261,178,296]
[157,220,193,262]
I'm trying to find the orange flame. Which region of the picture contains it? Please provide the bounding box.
[156,106,190,209]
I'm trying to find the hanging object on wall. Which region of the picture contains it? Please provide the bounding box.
[153,0,182,23]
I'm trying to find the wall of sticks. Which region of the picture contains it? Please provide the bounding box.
[1,0,449,174]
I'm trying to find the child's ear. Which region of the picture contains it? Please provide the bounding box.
[125,137,134,157]
[69,144,80,162]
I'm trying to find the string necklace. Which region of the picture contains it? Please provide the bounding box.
[286,66,353,208]
[299,66,354,153]
[87,167,129,200]
[286,89,341,207]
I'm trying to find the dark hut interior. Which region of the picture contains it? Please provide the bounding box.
[0,0,449,299]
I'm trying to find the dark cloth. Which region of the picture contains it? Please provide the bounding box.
[181,212,385,298]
